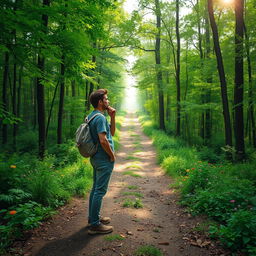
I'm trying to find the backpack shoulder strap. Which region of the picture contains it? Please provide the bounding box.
[85,113,104,124]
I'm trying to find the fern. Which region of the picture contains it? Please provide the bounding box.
[0,189,32,207]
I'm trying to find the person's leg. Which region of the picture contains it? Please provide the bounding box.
[88,165,97,224]
[90,161,114,226]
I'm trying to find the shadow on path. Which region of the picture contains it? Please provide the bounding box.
[35,227,96,256]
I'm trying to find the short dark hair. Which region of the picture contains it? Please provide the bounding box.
[89,89,108,108]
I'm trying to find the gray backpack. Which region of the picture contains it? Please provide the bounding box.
[75,113,103,157]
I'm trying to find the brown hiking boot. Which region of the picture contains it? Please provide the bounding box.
[100,216,111,225]
[87,216,111,227]
[88,223,113,235]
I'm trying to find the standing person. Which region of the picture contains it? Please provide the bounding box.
[87,89,116,235]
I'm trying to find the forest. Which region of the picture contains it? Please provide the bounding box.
[0,0,256,255]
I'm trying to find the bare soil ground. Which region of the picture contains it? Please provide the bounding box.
[17,113,230,256]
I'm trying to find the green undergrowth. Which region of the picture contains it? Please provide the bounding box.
[134,245,163,256]
[104,234,125,241]
[122,198,143,208]
[139,114,256,255]
[0,144,93,254]
[122,171,142,178]
[122,191,143,198]
[0,115,123,254]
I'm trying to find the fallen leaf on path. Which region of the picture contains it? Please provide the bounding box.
[190,239,211,248]
[126,231,133,235]
[137,228,144,231]
[158,242,170,245]
[120,234,126,238]
[47,237,56,241]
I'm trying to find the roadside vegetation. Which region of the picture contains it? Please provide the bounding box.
[140,115,256,255]
[0,116,123,255]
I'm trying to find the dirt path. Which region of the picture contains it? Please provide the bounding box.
[20,113,227,256]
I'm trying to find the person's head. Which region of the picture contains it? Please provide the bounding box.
[89,89,109,110]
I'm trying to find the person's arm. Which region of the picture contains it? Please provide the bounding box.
[98,132,115,162]
[107,107,116,136]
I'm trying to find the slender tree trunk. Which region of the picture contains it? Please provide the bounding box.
[196,0,205,141]
[175,0,181,136]
[234,0,245,160]
[57,55,65,144]
[17,66,23,134]
[85,79,89,110]
[70,80,75,126]
[36,0,50,158]
[2,52,9,144]
[12,0,18,149]
[205,4,212,142]
[154,0,165,130]
[87,52,96,111]
[208,0,233,154]
[13,55,17,149]
[244,24,256,147]
[46,79,60,139]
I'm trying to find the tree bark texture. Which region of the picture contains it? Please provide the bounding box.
[208,0,233,150]
[175,0,181,136]
[234,0,245,160]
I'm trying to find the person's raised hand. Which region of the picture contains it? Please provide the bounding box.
[107,106,116,118]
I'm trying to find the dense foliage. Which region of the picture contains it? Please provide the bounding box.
[133,0,256,161]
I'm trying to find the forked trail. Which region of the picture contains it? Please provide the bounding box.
[21,113,226,256]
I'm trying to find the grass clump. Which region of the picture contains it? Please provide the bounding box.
[122,198,143,208]
[135,245,163,256]
[126,155,140,161]
[126,164,143,170]
[104,234,125,241]
[122,171,142,178]
[122,191,143,198]
[127,185,139,190]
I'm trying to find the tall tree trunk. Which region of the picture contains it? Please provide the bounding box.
[208,0,233,154]
[244,24,256,147]
[205,3,212,142]
[12,0,18,149]
[57,55,65,144]
[46,79,60,139]
[85,79,89,110]
[13,53,17,149]
[86,51,96,111]
[2,52,9,144]
[196,0,205,141]
[36,0,50,158]
[17,66,23,134]
[175,0,181,136]
[234,0,245,160]
[155,0,165,130]
[70,80,75,126]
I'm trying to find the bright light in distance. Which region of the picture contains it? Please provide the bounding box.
[223,0,233,3]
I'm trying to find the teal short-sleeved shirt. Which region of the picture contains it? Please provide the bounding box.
[88,110,114,161]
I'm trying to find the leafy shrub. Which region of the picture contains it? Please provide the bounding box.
[185,179,255,222]
[0,201,53,250]
[48,140,80,167]
[0,189,32,209]
[16,130,38,153]
[181,162,220,195]
[228,161,256,186]
[161,148,199,176]
[197,146,222,163]
[210,210,256,254]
